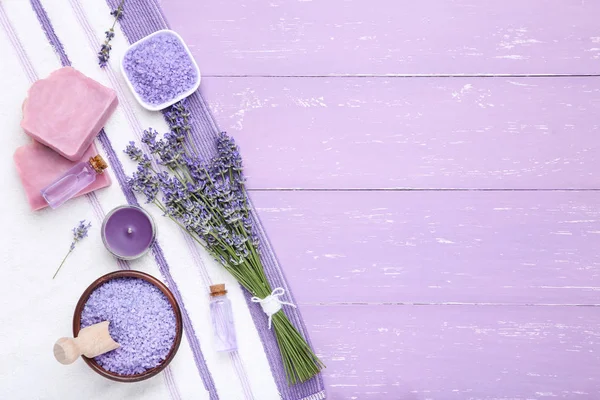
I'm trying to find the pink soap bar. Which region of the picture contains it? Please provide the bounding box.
[21,67,118,161]
[13,142,111,211]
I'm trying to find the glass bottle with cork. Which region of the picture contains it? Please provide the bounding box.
[209,284,238,352]
[41,155,108,209]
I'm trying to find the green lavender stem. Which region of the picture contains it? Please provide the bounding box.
[53,248,73,279]
[53,220,91,279]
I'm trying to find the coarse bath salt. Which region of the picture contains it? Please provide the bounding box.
[80,277,176,375]
[122,30,200,110]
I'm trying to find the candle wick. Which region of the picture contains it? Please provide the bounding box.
[127,227,133,234]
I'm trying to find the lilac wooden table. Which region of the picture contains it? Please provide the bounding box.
[161,1,600,398]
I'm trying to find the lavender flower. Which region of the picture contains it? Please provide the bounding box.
[129,164,159,203]
[166,100,196,152]
[124,141,144,162]
[122,105,323,385]
[98,44,111,67]
[98,0,124,67]
[53,220,91,279]
[110,4,124,19]
[126,123,255,264]
[142,128,165,155]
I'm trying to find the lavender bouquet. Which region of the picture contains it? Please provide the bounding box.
[125,102,324,384]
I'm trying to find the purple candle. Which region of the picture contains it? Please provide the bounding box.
[102,206,155,260]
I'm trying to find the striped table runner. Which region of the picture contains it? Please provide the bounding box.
[0,0,325,399]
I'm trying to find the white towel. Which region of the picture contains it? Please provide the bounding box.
[0,1,324,399]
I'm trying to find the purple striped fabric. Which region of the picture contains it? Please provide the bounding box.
[0,4,36,82]
[163,363,183,400]
[104,0,326,398]
[1,3,114,274]
[229,351,255,400]
[66,0,257,397]
[0,2,118,272]
[0,5,188,394]
[28,1,218,398]
[0,0,182,394]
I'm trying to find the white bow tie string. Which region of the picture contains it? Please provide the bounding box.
[251,288,297,329]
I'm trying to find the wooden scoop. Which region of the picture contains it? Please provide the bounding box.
[54,321,119,365]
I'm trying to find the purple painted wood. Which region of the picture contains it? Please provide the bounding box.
[159,0,600,398]
[250,191,600,305]
[201,77,600,189]
[303,305,600,399]
[161,0,600,76]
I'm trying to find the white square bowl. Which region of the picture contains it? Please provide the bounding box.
[120,29,201,111]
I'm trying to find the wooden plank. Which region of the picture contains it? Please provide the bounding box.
[303,304,600,399]
[251,190,600,305]
[162,0,600,76]
[202,76,600,190]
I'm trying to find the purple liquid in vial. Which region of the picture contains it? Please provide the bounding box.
[209,284,238,352]
[41,155,107,209]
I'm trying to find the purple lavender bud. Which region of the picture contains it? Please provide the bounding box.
[98,52,109,67]
[242,217,253,230]
[70,220,92,251]
[110,6,124,20]
[142,128,158,146]
[251,232,261,248]
[124,141,144,162]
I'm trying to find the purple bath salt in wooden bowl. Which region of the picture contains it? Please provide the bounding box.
[73,270,183,382]
[121,29,200,111]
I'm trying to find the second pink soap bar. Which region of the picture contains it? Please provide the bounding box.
[14,142,111,211]
[21,67,118,161]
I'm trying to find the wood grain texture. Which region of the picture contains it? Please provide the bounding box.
[302,305,600,399]
[202,77,600,190]
[251,190,600,305]
[161,0,600,76]
[158,0,600,397]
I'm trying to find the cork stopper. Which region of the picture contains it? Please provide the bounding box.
[89,155,108,174]
[210,284,227,297]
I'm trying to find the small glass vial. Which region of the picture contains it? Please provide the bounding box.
[209,284,238,352]
[41,155,108,209]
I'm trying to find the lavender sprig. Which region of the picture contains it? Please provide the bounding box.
[53,220,92,279]
[123,102,325,384]
[98,0,124,67]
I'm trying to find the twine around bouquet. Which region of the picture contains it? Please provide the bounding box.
[251,288,297,329]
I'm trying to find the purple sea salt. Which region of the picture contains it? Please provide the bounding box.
[80,277,176,375]
[122,30,199,108]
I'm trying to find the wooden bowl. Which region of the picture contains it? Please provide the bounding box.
[72,270,183,382]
